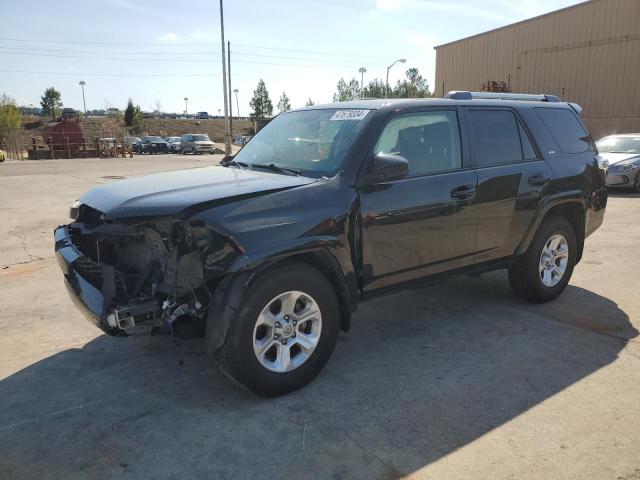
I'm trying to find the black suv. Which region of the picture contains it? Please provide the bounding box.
[55,92,607,396]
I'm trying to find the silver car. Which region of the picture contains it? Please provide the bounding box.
[597,134,640,192]
[180,134,216,154]
[165,136,181,152]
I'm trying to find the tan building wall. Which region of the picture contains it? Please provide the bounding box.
[434,0,640,139]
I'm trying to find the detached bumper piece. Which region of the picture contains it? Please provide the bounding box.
[54,226,159,335]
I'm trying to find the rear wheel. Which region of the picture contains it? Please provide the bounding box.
[215,263,340,397]
[508,216,576,303]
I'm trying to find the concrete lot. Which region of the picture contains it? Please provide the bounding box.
[1,156,639,480]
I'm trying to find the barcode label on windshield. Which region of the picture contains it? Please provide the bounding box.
[330,110,369,121]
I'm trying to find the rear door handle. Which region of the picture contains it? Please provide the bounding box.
[528,174,550,186]
[451,184,477,200]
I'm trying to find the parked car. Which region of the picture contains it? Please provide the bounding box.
[233,135,252,146]
[0,149,5,162]
[165,136,182,152]
[596,134,640,192]
[196,111,209,119]
[180,134,216,154]
[55,92,607,397]
[124,136,145,154]
[141,136,169,154]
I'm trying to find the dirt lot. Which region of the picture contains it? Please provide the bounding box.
[1,156,639,480]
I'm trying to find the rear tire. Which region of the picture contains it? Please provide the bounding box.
[215,262,340,397]
[508,216,576,303]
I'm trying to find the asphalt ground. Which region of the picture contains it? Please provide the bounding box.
[1,155,639,479]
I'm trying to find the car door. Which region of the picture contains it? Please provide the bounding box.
[463,107,553,263]
[358,108,478,292]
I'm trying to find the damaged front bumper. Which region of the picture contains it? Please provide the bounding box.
[55,225,159,335]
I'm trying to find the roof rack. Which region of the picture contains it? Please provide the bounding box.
[444,91,561,102]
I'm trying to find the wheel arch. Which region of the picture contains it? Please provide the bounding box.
[206,240,356,357]
[517,197,586,263]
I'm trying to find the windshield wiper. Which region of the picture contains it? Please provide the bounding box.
[251,163,301,176]
[221,159,249,169]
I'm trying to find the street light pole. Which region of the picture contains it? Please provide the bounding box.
[385,58,406,99]
[358,67,367,98]
[233,89,239,117]
[184,97,188,115]
[219,0,232,156]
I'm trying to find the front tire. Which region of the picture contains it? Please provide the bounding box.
[216,262,340,397]
[508,216,576,303]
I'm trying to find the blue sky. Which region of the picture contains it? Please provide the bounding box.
[0,0,581,115]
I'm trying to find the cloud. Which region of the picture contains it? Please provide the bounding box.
[159,32,179,42]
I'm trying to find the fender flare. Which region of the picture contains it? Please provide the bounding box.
[515,193,586,256]
[206,236,356,356]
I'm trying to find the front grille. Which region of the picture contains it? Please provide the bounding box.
[73,256,128,300]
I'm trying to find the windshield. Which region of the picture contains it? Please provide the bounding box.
[596,136,640,154]
[192,134,210,141]
[234,108,370,176]
[166,137,180,142]
[146,136,164,142]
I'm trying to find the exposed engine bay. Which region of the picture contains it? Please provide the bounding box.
[68,204,239,336]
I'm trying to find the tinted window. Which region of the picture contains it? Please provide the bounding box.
[519,123,538,160]
[535,108,590,154]
[374,111,461,176]
[468,110,523,166]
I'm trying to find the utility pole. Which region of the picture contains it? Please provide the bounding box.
[219,0,232,156]
[358,67,367,98]
[184,97,188,115]
[79,81,87,116]
[233,89,239,117]
[228,40,233,140]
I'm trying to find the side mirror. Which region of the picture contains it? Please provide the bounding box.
[367,152,409,183]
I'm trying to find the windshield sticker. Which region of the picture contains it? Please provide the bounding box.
[330,110,369,121]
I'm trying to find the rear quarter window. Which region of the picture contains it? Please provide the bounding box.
[534,108,591,154]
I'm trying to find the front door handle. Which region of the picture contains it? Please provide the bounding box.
[528,174,550,186]
[451,184,477,200]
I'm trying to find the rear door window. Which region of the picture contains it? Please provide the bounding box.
[467,109,524,166]
[534,108,591,154]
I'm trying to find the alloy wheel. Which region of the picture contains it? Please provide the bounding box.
[539,234,569,287]
[252,291,322,373]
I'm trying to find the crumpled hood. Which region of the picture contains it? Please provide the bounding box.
[599,152,640,165]
[80,166,317,219]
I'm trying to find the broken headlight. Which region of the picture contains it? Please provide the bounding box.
[69,199,82,220]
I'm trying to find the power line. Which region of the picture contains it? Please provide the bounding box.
[0,50,383,68]
[0,37,393,60]
[0,46,390,65]
[233,42,392,59]
[0,69,223,77]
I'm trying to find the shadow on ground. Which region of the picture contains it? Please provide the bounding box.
[0,272,636,479]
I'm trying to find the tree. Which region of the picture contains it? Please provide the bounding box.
[393,68,431,98]
[305,97,315,106]
[124,99,135,126]
[362,79,388,99]
[131,104,146,134]
[249,79,273,120]
[40,87,62,121]
[0,94,22,137]
[277,92,291,113]
[333,77,361,102]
